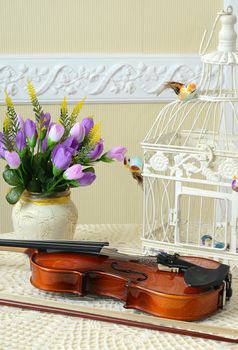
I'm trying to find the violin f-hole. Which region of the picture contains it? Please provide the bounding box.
[111,262,148,281]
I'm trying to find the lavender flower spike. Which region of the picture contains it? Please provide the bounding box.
[52,145,72,176]
[107,146,127,162]
[24,119,37,148]
[63,164,83,180]
[48,124,65,147]
[69,122,85,143]
[5,151,21,169]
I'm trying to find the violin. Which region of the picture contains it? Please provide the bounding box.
[0,239,232,321]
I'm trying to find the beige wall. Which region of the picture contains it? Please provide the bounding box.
[0,0,222,233]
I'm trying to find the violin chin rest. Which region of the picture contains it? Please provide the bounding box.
[184,264,230,289]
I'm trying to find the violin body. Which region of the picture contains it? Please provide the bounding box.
[29,248,227,321]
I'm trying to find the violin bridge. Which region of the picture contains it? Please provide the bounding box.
[157,264,179,273]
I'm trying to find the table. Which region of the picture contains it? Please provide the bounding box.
[0,224,237,350]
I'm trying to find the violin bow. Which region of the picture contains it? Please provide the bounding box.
[0,293,237,344]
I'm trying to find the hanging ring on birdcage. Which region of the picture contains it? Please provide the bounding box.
[199,7,233,56]
[226,6,233,15]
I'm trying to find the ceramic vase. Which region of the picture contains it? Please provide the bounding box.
[12,190,78,240]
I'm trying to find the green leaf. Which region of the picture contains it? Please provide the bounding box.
[27,178,42,193]
[99,154,114,163]
[3,169,21,186]
[6,186,24,205]
[69,180,80,187]
[83,167,95,173]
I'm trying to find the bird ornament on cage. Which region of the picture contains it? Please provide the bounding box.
[124,156,143,187]
[157,81,198,101]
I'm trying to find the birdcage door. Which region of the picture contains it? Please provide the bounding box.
[174,185,231,251]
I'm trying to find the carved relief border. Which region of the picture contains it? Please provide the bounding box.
[0,55,201,104]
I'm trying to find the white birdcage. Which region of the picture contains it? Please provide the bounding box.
[141,6,238,271]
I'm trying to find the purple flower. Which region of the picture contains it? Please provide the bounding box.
[63,164,83,180]
[69,122,85,142]
[232,177,238,192]
[17,115,24,131]
[42,113,51,128]
[41,137,48,152]
[48,124,64,146]
[82,117,94,136]
[78,172,96,186]
[40,112,51,140]
[52,145,72,176]
[107,146,127,162]
[5,151,21,169]
[0,132,6,158]
[24,119,37,148]
[89,140,104,160]
[62,136,79,155]
[15,130,26,153]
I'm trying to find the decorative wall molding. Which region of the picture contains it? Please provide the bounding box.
[0,54,201,104]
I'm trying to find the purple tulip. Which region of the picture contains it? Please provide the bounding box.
[69,122,85,143]
[62,136,79,155]
[24,119,37,148]
[15,130,26,153]
[17,115,24,131]
[5,151,21,169]
[89,140,104,160]
[41,137,48,152]
[232,177,238,192]
[40,112,51,140]
[82,117,94,136]
[78,172,96,186]
[0,132,6,158]
[52,145,72,176]
[0,145,5,158]
[48,124,64,146]
[107,146,127,162]
[63,164,83,180]
[42,113,51,128]
[0,132,4,142]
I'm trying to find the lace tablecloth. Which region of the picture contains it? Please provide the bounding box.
[0,224,237,350]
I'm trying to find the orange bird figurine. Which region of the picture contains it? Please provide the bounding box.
[159,81,197,101]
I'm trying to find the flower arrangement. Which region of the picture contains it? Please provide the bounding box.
[0,82,127,204]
